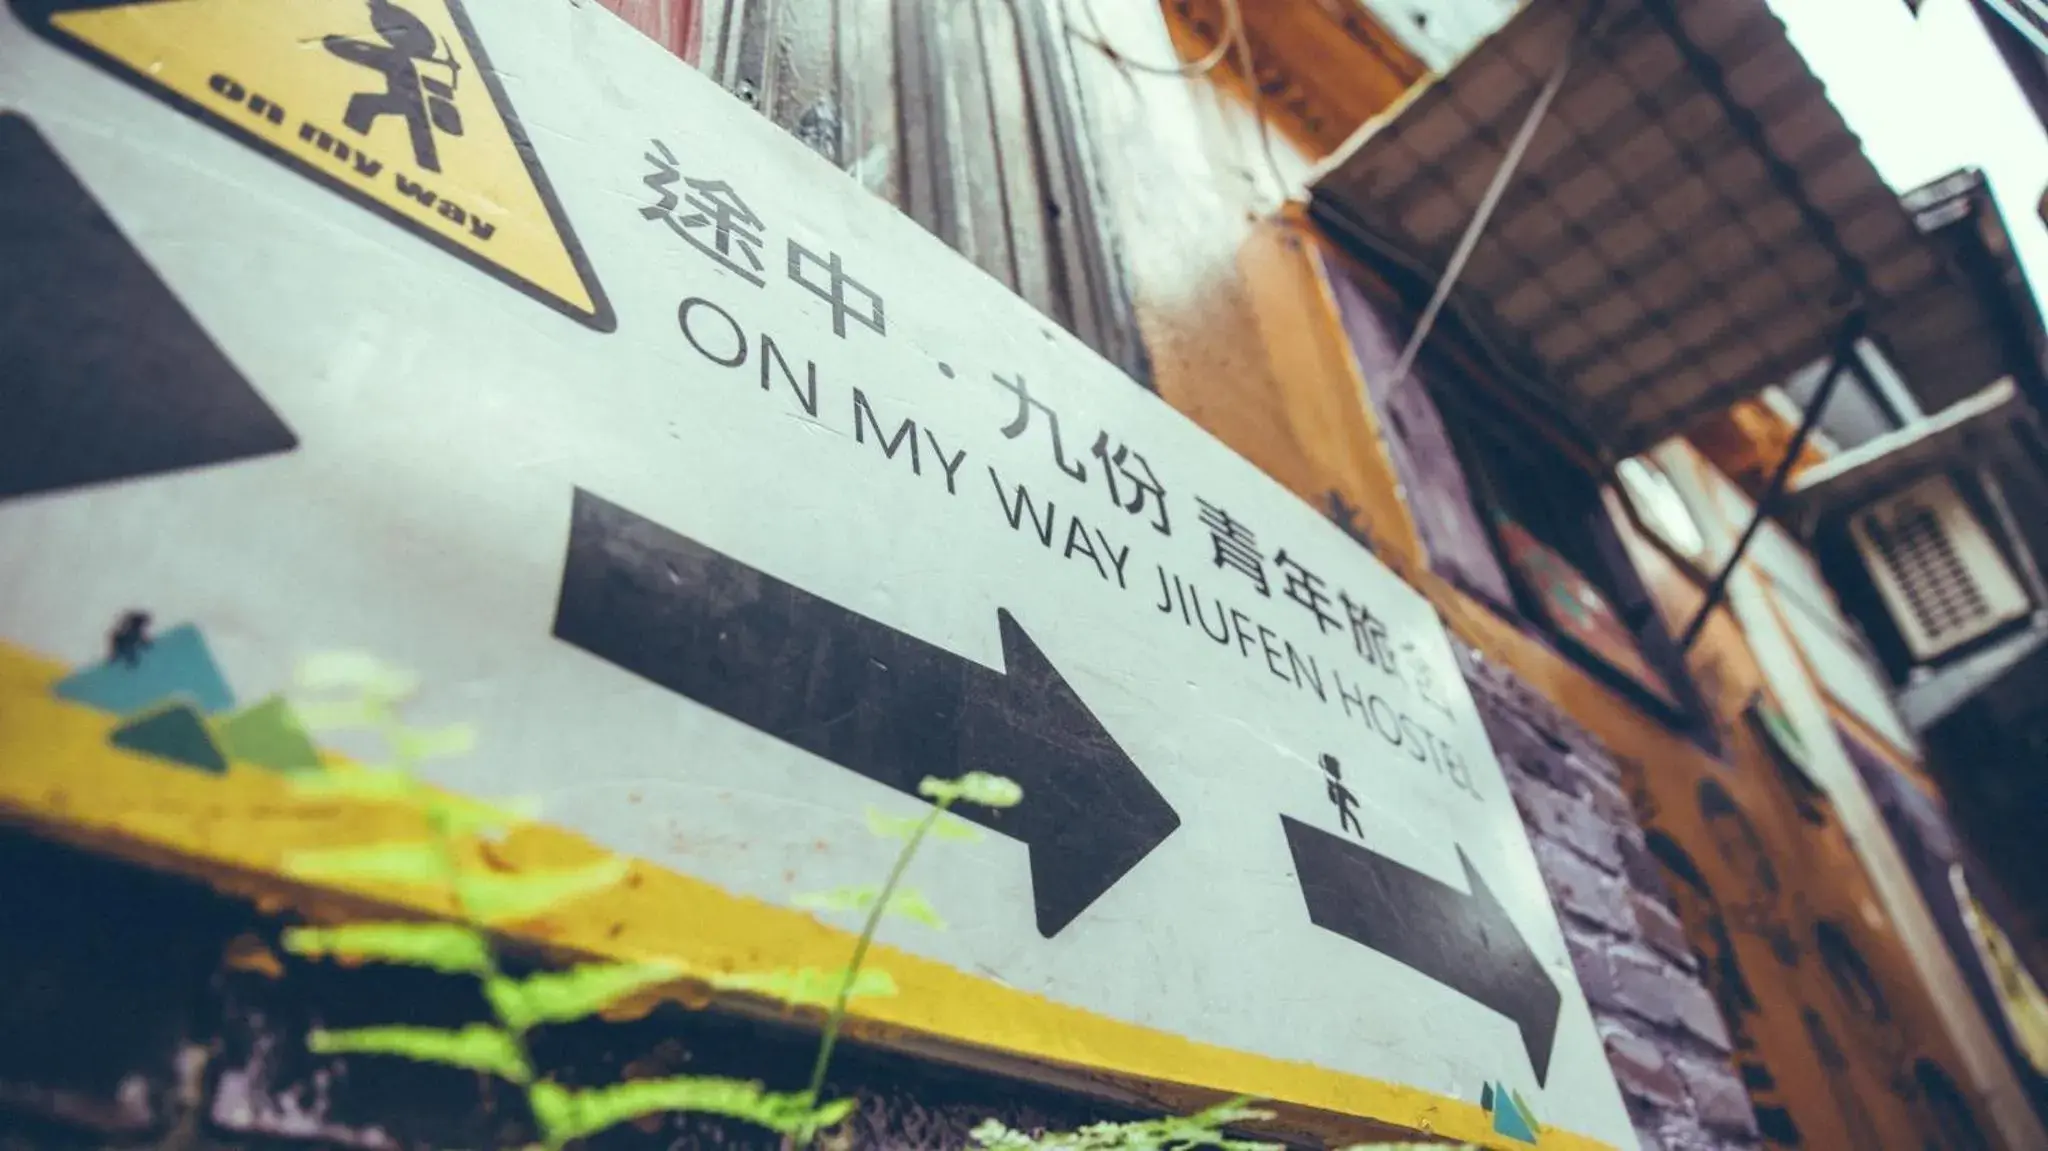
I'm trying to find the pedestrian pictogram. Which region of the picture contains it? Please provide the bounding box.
[1321,753,1364,839]
[11,0,614,330]
[108,612,154,669]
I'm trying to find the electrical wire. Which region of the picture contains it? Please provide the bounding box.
[1383,26,1577,412]
[1064,0,1238,77]
[1317,200,1593,451]
[1063,0,1294,207]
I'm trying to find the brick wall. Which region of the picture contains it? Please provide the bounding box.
[1457,643,1761,1151]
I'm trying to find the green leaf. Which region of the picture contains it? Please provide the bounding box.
[707,966,898,1008]
[285,842,445,885]
[457,857,631,923]
[290,698,383,732]
[286,766,416,801]
[917,772,1022,809]
[484,961,680,1031]
[968,1099,1282,1151]
[793,886,945,928]
[793,885,878,915]
[968,1119,1040,1151]
[429,792,544,837]
[307,1024,529,1082]
[863,806,980,843]
[880,889,944,928]
[527,1076,852,1144]
[392,723,478,762]
[282,922,491,974]
[1327,1138,1474,1146]
[808,1096,860,1137]
[285,767,536,835]
[295,652,420,701]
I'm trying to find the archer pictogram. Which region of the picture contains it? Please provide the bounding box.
[324,0,465,172]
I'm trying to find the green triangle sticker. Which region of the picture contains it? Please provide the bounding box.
[217,694,321,771]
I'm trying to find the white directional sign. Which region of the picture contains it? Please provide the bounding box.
[0,0,1633,1145]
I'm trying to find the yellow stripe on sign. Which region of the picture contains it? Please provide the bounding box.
[0,640,1616,1151]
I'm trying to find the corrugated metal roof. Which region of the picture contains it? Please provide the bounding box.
[1308,0,1955,458]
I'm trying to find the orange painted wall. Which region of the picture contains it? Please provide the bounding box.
[1619,502,1998,1150]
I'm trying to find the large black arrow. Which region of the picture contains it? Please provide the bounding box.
[1280,815,1562,1085]
[553,487,1181,937]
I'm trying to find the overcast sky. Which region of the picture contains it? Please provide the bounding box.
[1769,0,2048,323]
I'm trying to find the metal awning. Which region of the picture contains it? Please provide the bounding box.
[1308,0,1955,459]
[1893,168,2048,414]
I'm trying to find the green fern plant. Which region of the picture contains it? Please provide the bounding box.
[277,652,853,1148]
[970,1098,1284,1151]
[968,1099,1477,1151]
[795,770,1020,1110]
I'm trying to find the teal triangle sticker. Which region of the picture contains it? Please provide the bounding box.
[110,703,228,774]
[56,622,235,716]
[1491,1087,1538,1143]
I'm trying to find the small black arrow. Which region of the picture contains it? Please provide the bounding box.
[553,488,1181,937]
[1280,815,1562,1085]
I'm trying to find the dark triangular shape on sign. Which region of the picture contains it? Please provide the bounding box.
[111,703,230,774]
[0,112,298,503]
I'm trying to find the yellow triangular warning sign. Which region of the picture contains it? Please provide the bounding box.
[17,0,613,330]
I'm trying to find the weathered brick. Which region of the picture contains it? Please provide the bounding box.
[1671,976,1735,1053]
[1547,705,1601,752]
[1533,839,1637,934]
[1678,1057,1760,1137]
[1479,713,1582,794]
[1603,1026,1684,1107]
[1613,952,1682,1027]
[1577,763,1638,824]
[1618,832,1673,902]
[1514,781,1623,871]
[1468,672,1576,753]
[1462,650,1761,1148]
[1633,892,1696,969]
[1570,944,1622,1014]
[1452,640,1486,679]
[1645,1114,1725,1151]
